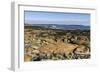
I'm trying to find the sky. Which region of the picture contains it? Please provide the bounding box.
[24,11,90,26]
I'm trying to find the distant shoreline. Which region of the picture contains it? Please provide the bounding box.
[24,24,90,30]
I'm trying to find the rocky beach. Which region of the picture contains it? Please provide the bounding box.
[24,25,90,62]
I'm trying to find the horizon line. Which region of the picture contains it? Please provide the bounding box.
[24,23,90,26]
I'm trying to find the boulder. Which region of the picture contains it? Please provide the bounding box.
[74,45,90,55]
[32,50,40,54]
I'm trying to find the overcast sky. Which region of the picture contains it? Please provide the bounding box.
[24,11,90,26]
